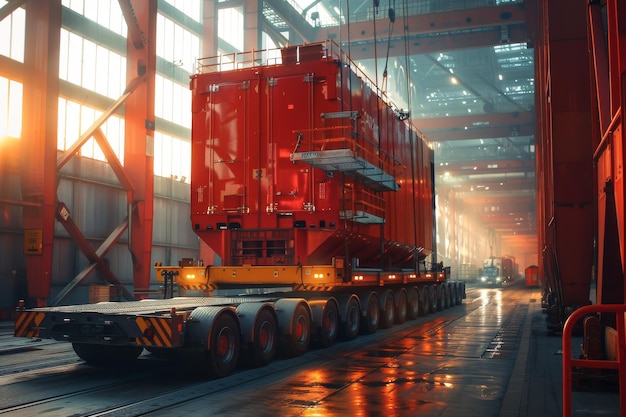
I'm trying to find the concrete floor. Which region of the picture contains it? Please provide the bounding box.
[0,283,622,417]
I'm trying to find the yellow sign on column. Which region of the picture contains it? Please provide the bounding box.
[24,229,43,255]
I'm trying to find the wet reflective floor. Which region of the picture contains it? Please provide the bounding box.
[3,282,619,417]
[156,285,540,417]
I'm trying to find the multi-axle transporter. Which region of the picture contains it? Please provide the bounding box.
[15,41,464,378]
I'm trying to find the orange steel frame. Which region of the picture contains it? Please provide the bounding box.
[17,1,156,306]
[531,0,595,326]
[561,0,626,415]
[589,0,626,307]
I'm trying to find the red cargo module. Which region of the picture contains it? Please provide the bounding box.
[190,41,434,272]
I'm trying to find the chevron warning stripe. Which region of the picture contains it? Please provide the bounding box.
[15,311,45,338]
[293,284,337,291]
[179,284,210,291]
[134,316,174,347]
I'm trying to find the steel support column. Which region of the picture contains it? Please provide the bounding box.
[244,0,261,51]
[202,0,217,57]
[20,1,61,306]
[121,0,157,297]
[589,0,626,308]
[535,0,595,329]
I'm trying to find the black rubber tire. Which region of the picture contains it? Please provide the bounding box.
[420,286,430,316]
[318,299,339,348]
[450,284,457,306]
[340,296,361,340]
[380,292,395,329]
[361,292,380,335]
[208,313,240,378]
[248,308,277,367]
[407,287,420,320]
[428,286,437,314]
[395,289,408,324]
[281,302,311,357]
[437,286,446,311]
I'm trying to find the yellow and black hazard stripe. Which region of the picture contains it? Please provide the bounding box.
[179,284,211,291]
[15,311,45,338]
[293,284,337,292]
[134,316,175,347]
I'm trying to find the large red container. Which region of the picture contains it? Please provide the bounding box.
[189,42,434,271]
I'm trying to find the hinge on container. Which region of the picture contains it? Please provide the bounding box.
[268,78,278,87]
[266,203,278,214]
[303,73,315,82]
[240,80,250,90]
[209,84,219,93]
[304,202,316,212]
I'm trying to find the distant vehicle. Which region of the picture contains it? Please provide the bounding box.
[480,256,515,286]
[525,265,540,287]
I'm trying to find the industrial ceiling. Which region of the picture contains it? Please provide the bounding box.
[260,0,536,255]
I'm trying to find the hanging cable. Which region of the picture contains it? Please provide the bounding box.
[381,0,396,93]
[373,0,380,87]
[402,0,411,122]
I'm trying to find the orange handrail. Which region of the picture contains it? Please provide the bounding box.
[562,304,626,416]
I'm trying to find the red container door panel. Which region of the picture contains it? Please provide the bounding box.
[264,74,316,216]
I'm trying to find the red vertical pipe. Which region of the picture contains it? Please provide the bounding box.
[21,1,61,306]
[124,0,156,296]
[533,0,595,316]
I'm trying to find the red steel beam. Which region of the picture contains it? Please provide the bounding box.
[316,3,526,45]
[52,203,134,304]
[417,111,533,131]
[462,194,535,204]
[438,158,535,174]
[538,0,594,309]
[424,123,534,141]
[123,0,156,297]
[20,1,61,306]
[343,24,528,59]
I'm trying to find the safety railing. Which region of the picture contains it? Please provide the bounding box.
[293,125,399,181]
[562,304,626,416]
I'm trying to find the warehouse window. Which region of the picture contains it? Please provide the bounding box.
[155,74,191,129]
[0,1,25,62]
[62,0,127,37]
[59,29,126,99]
[57,97,125,163]
[0,76,22,139]
[154,131,190,183]
[157,13,200,74]
[163,0,202,23]
[218,6,243,51]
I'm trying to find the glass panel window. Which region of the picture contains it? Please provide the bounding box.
[218,7,243,51]
[164,0,202,23]
[154,131,190,183]
[157,13,201,74]
[62,0,127,37]
[0,76,22,138]
[57,97,125,163]
[59,29,126,99]
[0,2,25,62]
[155,75,191,129]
